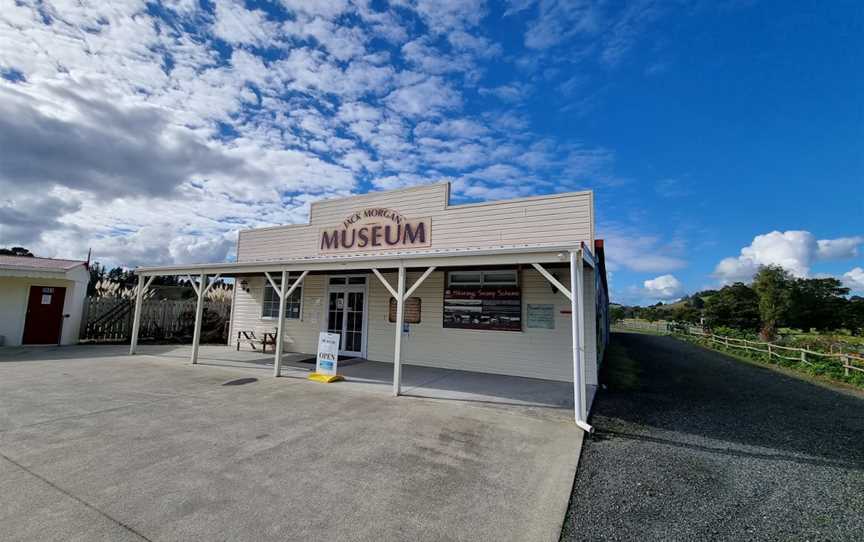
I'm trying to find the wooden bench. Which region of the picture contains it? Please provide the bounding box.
[236,330,277,353]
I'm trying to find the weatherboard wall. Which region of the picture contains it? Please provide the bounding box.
[365,269,581,382]
[228,274,326,355]
[228,268,593,383]
[236,183,594,261]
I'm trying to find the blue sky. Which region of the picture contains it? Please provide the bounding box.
[0,0,861,302]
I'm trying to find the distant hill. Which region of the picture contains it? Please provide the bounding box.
[611,290,718,323]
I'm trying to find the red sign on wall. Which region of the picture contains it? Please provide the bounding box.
[443,286,521,331]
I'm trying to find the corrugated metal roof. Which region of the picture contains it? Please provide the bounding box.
[0,255,86,271]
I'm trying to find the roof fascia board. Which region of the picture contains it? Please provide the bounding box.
[0,269,68,279]
[135,248,574,276]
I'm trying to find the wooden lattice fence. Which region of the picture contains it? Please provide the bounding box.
[80,297,231,343]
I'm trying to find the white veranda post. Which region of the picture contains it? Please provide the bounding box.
[190,273,206,365]
[392,266,406,397]
[271,270,308,377]
[189,273,222,365]
[532,254,591,431]
[129,274,155,355]
[371,266,435,398]
[274,270,289,377]
[570,250,590,430]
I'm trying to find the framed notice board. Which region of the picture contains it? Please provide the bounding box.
[389,297,421,323]
[527,304,555,329]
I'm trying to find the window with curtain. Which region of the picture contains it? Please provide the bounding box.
[262,275,303,319]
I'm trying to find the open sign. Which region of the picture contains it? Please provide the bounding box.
[316,332,340,376]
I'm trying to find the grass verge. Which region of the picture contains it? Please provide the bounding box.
[610,326,667,337]
[673,333,864,394]
[600,342,641,391]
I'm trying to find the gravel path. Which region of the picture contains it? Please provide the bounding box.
[561,332,864,541]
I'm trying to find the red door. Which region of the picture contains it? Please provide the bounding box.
[22,286,66,345]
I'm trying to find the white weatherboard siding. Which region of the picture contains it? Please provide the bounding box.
[228,268,597,383]
[229,275,325,355]
[366,269,582,382]
[237,183,594,262]
[0,279,29,346]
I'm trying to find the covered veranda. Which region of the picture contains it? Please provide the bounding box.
[108,343,575,421]
[131,245,598,430]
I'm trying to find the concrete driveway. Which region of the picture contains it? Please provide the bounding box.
[0,345,582,542]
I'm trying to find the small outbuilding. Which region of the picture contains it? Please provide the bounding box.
[0,255,89,346]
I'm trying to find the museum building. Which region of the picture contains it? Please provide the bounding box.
[133,182,609,428]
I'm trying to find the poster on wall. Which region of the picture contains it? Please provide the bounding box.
[527,304,555,329]
[443,287,521,331]
[389,297,421,323]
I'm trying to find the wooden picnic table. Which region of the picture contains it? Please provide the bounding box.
[236,330,277,353]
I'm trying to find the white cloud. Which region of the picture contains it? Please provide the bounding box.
[465,164,526,182]
[522,0,600,50]
[280,0,352,20]
[447,30,501,57]
[212,0,280,46]
[714,256,759,284]
[714,231,864,284]
[599,224,687,273]
[384,77,461,117]
[449,178,537,201]
[410,0,488,35]
[599,1,662,67]
[0,83,249,199]
[414,118,489,139]
[401,38,474,74]
[0,0,633,268]
[479,82,533,103]
[283,15,368,61]
[817,237,864,260]
[643,274,683,300]
[514,0,674,72]
[843,267,864,293]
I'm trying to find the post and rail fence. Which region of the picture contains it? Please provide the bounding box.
[612,319,864,377]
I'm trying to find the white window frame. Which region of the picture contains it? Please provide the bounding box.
[447,269,518,287]
[261,275,304,320]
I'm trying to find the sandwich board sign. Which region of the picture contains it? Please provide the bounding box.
[310,332,343,383]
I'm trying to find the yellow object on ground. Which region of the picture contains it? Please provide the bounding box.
[308,373,344,383]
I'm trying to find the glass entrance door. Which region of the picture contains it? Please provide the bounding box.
[326,277,366,357]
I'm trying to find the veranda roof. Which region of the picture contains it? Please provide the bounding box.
[134,243,592,277]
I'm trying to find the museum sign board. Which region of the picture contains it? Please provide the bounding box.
[319,208,431,253]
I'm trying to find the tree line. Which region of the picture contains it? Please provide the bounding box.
[87,262,187,296]
[612,265,864,338]
[0,246,34,257]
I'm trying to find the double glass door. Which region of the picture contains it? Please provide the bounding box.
[326,276,367,357]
